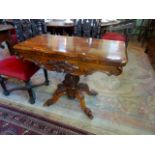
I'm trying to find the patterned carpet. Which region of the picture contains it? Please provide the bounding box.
[0,104,90,135]
[0,45,155,134]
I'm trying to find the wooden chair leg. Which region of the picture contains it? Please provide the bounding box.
[43,68,49,85]
[25,80,36,104]
[0,76,10,96]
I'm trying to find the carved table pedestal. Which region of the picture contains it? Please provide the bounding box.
[44,73,97,119]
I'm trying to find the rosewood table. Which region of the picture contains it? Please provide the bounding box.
[0,24,14,55]
[14,34,127,119]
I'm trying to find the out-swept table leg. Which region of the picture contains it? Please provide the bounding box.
[76,91,94,119]
[44,84,66,106]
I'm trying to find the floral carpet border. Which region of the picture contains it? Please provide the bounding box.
[0,103,92,135]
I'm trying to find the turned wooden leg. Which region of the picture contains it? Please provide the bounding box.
[25,80,36,104]
[44,84,66,106]
[78,83,98,96]
[43,68,49,85]
[0,76,10,96]
[76,91,93,119]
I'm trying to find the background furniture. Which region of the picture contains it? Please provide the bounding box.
[73,19,101,38]
[92,19,101,38]
[82,19,93,37]
[14,34,127,119]
[102,20,136,48]
[138,19,155,46]
[0,24,15,54]
[6,19,47,45]
[21,19,33,40]
[100,19,121,34]
[30,19,40,36]
[46,20,74,35]
[73,19,83,36]
[33,19,47,34]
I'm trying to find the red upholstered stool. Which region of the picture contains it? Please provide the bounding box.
[0,56,49,104]
[0,56,39,81]
[102,32,126,42]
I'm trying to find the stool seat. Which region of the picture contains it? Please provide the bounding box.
[0,56,39,81]
[102,32,126,41]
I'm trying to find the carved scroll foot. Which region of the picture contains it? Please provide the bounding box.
[84,108,93,119]
[44,99,55,106]
[76,92,94,119]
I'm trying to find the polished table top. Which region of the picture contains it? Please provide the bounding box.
[14,34,127,75]
[14,34,127,64]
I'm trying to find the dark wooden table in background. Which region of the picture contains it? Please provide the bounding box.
[14,34,127,119]
[101,20,121,35]
[0,24,14,54]
[46,20,74,36]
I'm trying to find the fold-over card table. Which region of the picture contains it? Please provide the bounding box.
[14,34,127,119]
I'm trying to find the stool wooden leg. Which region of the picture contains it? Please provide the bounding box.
[25,81,36,104]
[43,69,49,85]
[0,76,10,96]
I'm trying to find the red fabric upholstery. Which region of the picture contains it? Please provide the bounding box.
[0,56,39,81]
[102,32,126,42]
